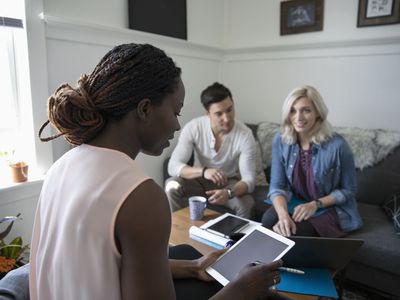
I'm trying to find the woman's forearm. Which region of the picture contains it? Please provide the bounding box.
[316,194,336,208]
[169,259,198,279]
[272,195,289,218]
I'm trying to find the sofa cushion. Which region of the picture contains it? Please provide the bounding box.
[256,121,279,170]
[251,185,270,222]
[346,203,400,276]
[255,141,268,186]
[356,146,400,205]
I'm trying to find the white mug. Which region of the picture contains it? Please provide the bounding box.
[188,196,207,220]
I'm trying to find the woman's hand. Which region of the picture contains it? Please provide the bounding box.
[211,260,282,300]
[194,249,227,281]
[273,214,296,237]
[204,168,228,186]
[206,189,229,205]
[292,201,318,222]
[234,260,282,298]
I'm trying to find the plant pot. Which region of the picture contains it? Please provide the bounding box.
[10,162,29,183]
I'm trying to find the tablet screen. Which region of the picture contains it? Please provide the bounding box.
[206,215,249,238]
[206,226,295,286]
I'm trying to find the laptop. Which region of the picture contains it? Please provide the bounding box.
[282,236,364,271]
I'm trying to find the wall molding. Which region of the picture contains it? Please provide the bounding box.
[224,38,400,62]
[225,36,400,54]
[41,14,224,63]
[41,14,400,64]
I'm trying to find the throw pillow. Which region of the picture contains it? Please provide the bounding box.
[382,193,400,235]
[256,121,280,170]
[255,141,268,186]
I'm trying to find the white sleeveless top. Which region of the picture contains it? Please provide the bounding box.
[29,144,150,300]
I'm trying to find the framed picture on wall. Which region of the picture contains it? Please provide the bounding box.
[357,0,400,27]
[280,0,324,35]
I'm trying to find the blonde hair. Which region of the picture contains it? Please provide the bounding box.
[281,85,332,145]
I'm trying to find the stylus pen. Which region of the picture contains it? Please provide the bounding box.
[251,261,305,275]
[278,267,305,275]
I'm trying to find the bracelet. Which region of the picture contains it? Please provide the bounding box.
[315,199,323,209]
[202,167,208,179]
[227,188,236,199]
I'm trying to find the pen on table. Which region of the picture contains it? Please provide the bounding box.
[251,261,305,275]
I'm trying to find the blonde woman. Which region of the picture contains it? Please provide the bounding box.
[262,85,362,237]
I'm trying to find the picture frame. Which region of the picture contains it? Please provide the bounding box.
[280,0,324,35]
[357,0,400,27]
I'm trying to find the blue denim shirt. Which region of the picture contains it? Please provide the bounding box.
[268,133,363,232]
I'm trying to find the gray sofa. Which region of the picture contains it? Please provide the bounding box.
[164,121,400,298]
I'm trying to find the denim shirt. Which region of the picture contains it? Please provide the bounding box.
[268,133,363,232]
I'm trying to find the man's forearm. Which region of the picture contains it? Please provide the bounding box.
[179,165,204,179]
[231,181,249,198]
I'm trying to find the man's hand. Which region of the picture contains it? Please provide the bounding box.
[206,189,229,205]
[203,168,227,186]
[292,201,318,222]
[273,214,296,237]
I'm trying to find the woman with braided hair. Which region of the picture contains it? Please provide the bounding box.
[29,43,283,300]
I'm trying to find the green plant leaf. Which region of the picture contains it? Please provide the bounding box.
[0,236,24,259]
[8,237,22,258]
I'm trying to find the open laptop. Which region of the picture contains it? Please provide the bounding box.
[282,236,364,271]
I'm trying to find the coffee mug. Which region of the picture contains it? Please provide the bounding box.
[189,196,207,220]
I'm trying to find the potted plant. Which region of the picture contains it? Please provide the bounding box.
[0,213,29,279]
[0,150,29,183]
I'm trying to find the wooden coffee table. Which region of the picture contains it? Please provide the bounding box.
[170,207,318,300]
[170,207,221,254]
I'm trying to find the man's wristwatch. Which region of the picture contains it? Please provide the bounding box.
[201,167,208,179]
[315,199,323,209]
[226,188,236,199]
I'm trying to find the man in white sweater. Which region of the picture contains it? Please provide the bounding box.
[166,82,256,218]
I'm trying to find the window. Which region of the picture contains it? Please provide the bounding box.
[0,26,20,153]
[0,15,36,184]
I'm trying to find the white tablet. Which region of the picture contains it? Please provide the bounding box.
[206,225,295,286]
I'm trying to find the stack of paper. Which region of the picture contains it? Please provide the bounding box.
[189,213,261,249]
[189,226,229,249]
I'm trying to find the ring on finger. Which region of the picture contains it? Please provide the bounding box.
[270,278,277,290]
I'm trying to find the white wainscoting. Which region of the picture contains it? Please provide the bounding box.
[223,37,400,131]
[0,180,42,245]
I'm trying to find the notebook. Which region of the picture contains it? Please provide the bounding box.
[283,236,364,270]
[277,267,339,298]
